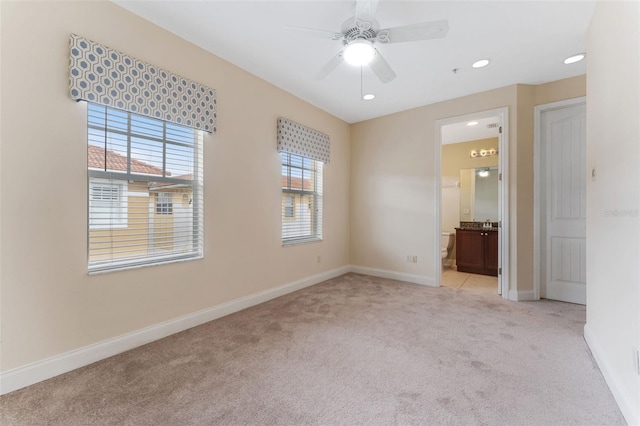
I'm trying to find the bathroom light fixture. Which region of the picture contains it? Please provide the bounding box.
[564,53,585,64]
[467,121,479,126]
[478,169,490,178]
[472,59,490,68]
[344,39,376,66]
[362,93,375,100]
[470,148,498,158]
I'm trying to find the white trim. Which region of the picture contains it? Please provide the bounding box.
[434,107,509,299]
[0,265,351,395]
[125,191,149,198]
[350,265,435,287]
[507,289,536,301]
[533,97,586,301]
[584,324,639,426]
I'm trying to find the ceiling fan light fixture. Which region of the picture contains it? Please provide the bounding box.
[472,59,490,68]
[362,93,375,100]
[344,39,376,66]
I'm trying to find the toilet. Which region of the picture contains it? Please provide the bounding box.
[441,232,455,267]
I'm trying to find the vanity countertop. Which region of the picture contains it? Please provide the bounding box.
[456,227,499,232]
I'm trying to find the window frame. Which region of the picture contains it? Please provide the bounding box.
[281,152,323,246]
[87,103,204,273]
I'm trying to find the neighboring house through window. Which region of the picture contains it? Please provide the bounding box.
[281,152,323,244]
[87,104,204,272]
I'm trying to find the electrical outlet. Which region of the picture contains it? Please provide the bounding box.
[406,255,418,263]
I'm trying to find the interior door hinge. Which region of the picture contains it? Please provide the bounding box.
[498,221,502,228]
[498,173,502,181]
[498,267,502,275]
[499,126,503,134]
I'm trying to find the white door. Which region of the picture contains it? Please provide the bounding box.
[540,102,586,304]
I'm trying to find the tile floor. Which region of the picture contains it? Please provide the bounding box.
[441,268,499,293]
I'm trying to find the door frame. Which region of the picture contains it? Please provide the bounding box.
[533,97,586,300]
[435,107,510,298]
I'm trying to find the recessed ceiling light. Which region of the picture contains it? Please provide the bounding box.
[362,94,375,101]
[344,39,376,66]
[472,59,490,68]
[564,53,585,65]
[467,121,479,126]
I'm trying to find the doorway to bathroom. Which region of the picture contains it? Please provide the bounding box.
[435,107,509,298]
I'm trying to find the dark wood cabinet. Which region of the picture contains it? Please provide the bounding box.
[455,229,498,276]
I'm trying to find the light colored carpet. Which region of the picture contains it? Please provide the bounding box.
[0,273,624,425]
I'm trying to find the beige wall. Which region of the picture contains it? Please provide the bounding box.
[0,1,350,371]
[586,1,639,423]
[350,86,518,284]
[351,77,585,292]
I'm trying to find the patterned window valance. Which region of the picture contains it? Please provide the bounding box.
[69,34,216,133]
[277,118,330,163]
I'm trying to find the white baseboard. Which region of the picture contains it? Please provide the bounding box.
[0,265,351,396]
[508,289,536,301]
[584,324,639,426]
[350,265,435,287]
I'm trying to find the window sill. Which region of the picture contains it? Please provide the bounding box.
[282,237,323,247]
[88,253,203,275]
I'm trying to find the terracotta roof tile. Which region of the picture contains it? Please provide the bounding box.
[88,144,168,176]
[282,175,312,191]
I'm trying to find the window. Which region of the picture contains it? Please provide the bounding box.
[281,152,323,244]
[156,193,173,215]
[87,104,204,273]
[89,179,127,229]
[284,195,295,219]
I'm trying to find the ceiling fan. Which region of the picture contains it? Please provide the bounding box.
[284,0,449,84]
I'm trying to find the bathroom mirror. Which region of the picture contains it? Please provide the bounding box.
[459,166,499,222]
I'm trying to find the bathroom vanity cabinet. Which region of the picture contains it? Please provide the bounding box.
[455,229,498,276]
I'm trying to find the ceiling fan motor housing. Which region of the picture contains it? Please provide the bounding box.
[341,18,379,44]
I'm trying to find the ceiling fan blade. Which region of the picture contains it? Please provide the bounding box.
[377,20,449,44]
[369,49,396,84]
[354,0,379,21]
[316,51,344,81]
[282,25,342,40]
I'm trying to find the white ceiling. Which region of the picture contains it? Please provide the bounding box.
[441,116,500,145]
[113,0,595,124]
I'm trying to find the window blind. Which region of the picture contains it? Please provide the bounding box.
[87,103,204,272]
[281,152,323,244]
